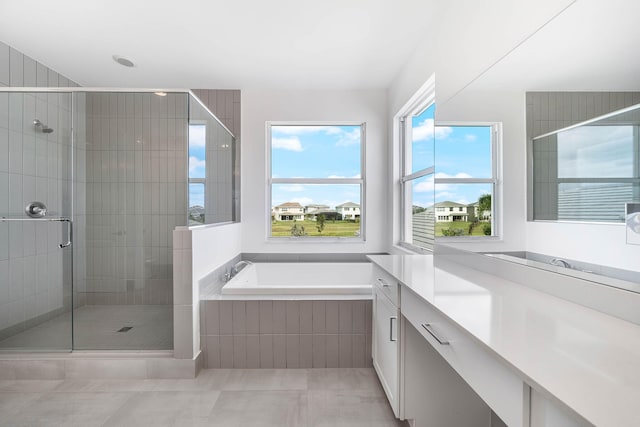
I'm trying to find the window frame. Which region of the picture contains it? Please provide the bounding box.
[396,76,436,253]
[434,121,502,240]
[265,121,366,241]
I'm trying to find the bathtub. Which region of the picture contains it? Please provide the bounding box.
[221,262,373,295]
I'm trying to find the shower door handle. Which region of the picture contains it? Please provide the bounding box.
[59,220,72,249]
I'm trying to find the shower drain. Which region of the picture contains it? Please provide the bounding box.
[117,326,133,332]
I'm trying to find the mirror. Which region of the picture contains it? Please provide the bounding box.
[434,1,640,293]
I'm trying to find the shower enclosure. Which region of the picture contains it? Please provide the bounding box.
[0,89,235,352]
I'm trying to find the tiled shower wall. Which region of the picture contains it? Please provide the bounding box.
[0,41,82,338]
[201,299,373,369]
[526,91,640,220]
[83,92,189,305]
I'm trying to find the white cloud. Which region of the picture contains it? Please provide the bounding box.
[327,175,345,179]
[272,137,303,151]
[189,125,206,147]
[336,128,361,146]
[291,197,314,205]
[435,172,472,179]
[414,180,434,193]
[280,184,305,192]
[189,156,205,173]
[412,118,453,142]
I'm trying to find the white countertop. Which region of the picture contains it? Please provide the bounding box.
[367,254,640,427]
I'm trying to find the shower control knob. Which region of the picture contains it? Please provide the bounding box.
[25,201,47,218]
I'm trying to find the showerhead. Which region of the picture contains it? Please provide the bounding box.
[33,119,54,134]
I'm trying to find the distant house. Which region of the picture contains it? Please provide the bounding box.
[272,202,304,221]
[304,204,330,213]
[434,201,469,222]
[336,202,360,220]
[467,202,491,221]
[434,201,491,222]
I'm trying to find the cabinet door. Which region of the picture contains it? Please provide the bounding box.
[372,286,400,417]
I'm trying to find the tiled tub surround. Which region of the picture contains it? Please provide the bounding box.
[201,299,372,369]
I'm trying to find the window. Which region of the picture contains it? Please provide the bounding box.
[400,100,436,251]
[532,118,640,222]
[188,124,206,225]
[434,123,500,237]
[268,123,365,238]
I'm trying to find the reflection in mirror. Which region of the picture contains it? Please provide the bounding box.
[434,124,498,237]
[533,103,640,222]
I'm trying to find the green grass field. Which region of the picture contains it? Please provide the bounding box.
[271,220,360,237]
[435,221,489,237]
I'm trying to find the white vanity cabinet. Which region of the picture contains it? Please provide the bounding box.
[371,266,401,418]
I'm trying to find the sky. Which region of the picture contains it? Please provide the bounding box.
[411,105,493,207]
[270,125,362,209]
[187,113,495,211]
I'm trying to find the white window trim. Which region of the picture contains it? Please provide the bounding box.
[393,75,436,253]
[434,121,503,242]
[265,121,366,242]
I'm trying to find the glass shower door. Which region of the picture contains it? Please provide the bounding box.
[0,91,74,351]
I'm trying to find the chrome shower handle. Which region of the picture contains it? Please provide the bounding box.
[58,219,72,249]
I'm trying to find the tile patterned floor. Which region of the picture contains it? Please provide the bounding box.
[0,305,172,351]
[0,368,406,427]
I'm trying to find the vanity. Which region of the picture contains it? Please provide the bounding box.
[368,253,640,427]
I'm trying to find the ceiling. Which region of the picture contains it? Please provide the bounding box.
[0,1,638,93]
[462,0,640,93]
[0,0,437,90]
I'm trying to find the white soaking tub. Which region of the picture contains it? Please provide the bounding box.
[221,262,373,295]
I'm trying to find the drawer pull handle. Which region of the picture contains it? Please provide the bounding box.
[422,323,450,345]
[376,278,391,288]
[390,316,397,342]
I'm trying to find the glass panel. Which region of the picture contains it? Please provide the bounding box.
[0,91,73,351]
[434,183,493,236]
[435,125,492,178]
[189,124,206,179]
[189,96,235,225]
[0,220,73,351]
[75,92,189,350]
[189,183,205,225]
[557,125,634,178]
[557,182,637,222]
[271,125,361,179]
[405,174,435,249]
[271,184,361,237]
[409,104,435,174]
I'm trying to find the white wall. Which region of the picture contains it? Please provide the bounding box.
[241,89,388,253]
[191,223,242,283]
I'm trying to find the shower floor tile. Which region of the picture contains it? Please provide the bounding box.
[0,305,172,351]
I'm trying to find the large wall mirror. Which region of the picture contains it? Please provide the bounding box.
[434,1,640,293]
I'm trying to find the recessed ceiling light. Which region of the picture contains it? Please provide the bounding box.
[112,55,134,67]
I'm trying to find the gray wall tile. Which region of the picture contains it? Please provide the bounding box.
[325,301,339,334]
[299,301,312,334]
[272,301,286,334]
[259,300,273,334]
[326,335,339,368]
[259,334,273,368]
[246,335,260,368]
[285,301,299,334]
[312,301,325,333]
[286,335,299,368]
[299,334,313,368]
[273,334,286,368]
[246,301,260,334]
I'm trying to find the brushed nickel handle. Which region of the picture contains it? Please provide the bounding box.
[376,278,391,288]
[422,323,449,345]
[390,316,397,342]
